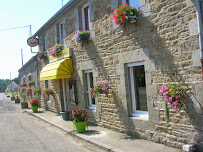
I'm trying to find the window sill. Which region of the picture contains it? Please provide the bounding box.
[89,105,96,110]
[130,111,149,121]
[70,102,77,105]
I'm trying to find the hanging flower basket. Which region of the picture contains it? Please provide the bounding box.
[75,30,91,46]
[112,3,140,29]
[37,51,47,61]
[158,83,188,123]
[42,88,54,99]
[26,87,32,96]
[87,81,110,99]
[33,87,42,97]
[28,80,35,86]
[50,44,64,57]
[21,83,27,87]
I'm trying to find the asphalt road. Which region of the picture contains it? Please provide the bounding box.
[0,93,105,152]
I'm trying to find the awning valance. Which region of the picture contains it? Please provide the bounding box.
[40,58,73,81]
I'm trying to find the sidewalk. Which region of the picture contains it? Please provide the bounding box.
[18,107,180,152]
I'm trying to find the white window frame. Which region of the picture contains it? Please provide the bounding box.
[85,70,96,110]
[81,3,91,31]
[62,79,67,111]
[127,62,148,119]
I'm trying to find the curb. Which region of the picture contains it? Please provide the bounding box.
[25,110,119,152]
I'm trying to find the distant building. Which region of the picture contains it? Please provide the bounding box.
[6,81,20,91]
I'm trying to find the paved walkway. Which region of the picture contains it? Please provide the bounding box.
[23,108,180,152]
[7,96,180,152]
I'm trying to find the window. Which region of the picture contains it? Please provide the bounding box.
[45,80,49,89]
[82,3,90,31]
[44,32,48,51]
[85,70,95,110]
[59,23,64,44]
[127,62,148,118]
[126,0,140,7]
[28,75,32,81]
[69,81,77,104]
[55,23,64,44]
[23,77,25,83]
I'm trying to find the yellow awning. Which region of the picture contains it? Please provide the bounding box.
[40,58,73,81]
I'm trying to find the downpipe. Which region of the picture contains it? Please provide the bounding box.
[196,0,203,80]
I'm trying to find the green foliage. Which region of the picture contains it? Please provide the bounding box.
[0,79,11,92]
[20,92,27,103]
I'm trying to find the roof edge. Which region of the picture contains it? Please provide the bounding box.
[33,0,78,37]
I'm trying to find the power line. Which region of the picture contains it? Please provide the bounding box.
[0,26,30,32]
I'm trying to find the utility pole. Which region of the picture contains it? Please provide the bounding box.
[62,0,63,7]
[21,49,23,66]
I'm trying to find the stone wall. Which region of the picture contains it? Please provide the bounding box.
[36,0,203,150]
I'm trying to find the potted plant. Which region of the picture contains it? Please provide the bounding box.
[158,83,188,123]
[28,80,35,87]
[50,44,64,57]
[112,3,140,29]
[14,92,20,103]
[10,91,15,101]
[20,92,28,109]
[87,81,110,99]
[75,30,91,46]
[30,99,40,113]
[72,108,89,133]
[37,51,47,61]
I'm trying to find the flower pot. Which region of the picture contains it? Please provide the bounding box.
[11,97,15,101]
[15,98,20,103]
[21,102,28,109]
[60,111,70,121]
[74,121,88,133]
[31,106,38,113]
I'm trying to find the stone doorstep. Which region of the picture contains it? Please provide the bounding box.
[24,109,120,152]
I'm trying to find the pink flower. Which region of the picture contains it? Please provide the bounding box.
[169,89,173,92]
[87,91,89,93]
[173,101,178,106]
[176,91,180,93]
[93,93,96,95]
[90,88,92,91]
[175,96,179,99]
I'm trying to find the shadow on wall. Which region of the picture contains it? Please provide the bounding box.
[70,0,203,149]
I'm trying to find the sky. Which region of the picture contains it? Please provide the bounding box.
[0,0,70,80]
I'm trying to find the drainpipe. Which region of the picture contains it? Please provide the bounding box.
[196,0,203,80]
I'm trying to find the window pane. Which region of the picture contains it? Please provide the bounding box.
[89,72,95,104]
[134,65,147,111]
[129,0,140,7]
[45,80,49,89]
[84,6,89,30]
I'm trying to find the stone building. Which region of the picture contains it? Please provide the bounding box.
[18,55,40,85]
[23,0,203,150]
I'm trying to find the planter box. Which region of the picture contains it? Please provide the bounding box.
[21,102,28,109]
[15,98,20,103]
[60,111,71,121]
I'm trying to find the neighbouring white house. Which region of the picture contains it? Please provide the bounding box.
[6,81,20,92]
